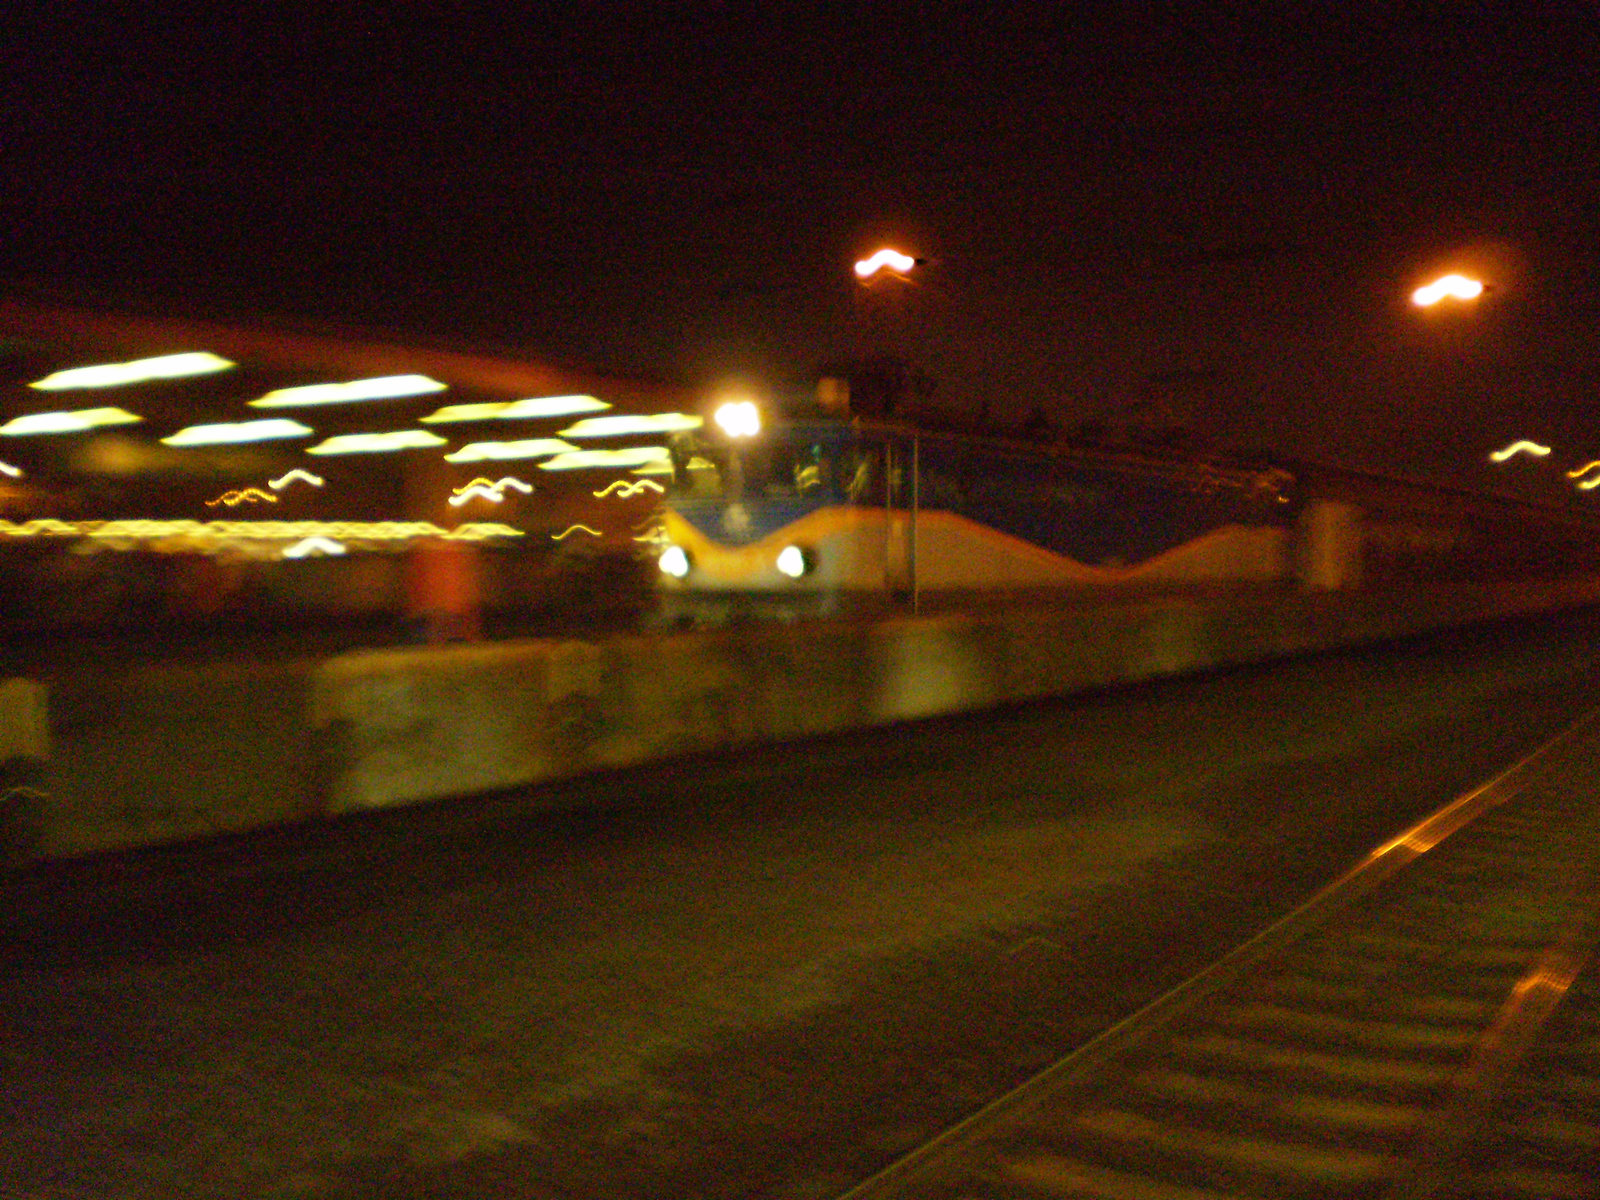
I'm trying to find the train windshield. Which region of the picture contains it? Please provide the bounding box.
[665,423,879,503]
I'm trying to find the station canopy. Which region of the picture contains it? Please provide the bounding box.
[0,299,702,550]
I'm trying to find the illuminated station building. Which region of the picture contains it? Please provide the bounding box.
[0,302,714,632]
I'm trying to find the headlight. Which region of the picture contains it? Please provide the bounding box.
[659,545,691,579]
[776,544,816,578]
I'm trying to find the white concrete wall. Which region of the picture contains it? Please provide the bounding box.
[16,572,1600,861]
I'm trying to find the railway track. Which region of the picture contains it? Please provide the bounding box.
[840,710,1600,1200]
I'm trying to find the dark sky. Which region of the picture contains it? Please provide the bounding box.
[5,3,1600,489]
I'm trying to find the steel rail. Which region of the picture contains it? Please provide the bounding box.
[836,703,1600,1200]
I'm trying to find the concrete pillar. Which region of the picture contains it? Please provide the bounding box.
[1297,499,1364,590]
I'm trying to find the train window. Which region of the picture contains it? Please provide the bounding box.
[844,447,878,503]
[681,454,722,497]
[793,441,833,496]
[665,431,851,501]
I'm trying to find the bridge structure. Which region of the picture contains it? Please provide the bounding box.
[1,301,1600,863]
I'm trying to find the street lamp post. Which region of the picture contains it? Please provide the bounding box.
[853,247,926,612]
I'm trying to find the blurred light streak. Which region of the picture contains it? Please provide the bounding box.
[452,476,532,496]
[1488,440,1552,463]
[714,401,761,438]
[282,536,346,558]
[1566,461,1600,480]
[444,439,576,462]
[268,469,325,490]
[30,352,234,390]
[593,479,665,498]
[854,248,918,279]
[1,407,142,435]
[306,430,447,455]
[444,523,523,540]
[552,524,602,540]
[0,462,21,478]
[540,447,671,471]
[1412,274,1485,306]
[205,488,278,507]
[559,414,703,437]
[249,375,446,408]
[0,519,523,540]
[1579,477,1600,492]
[420,396,610,422]
[163,419,314,446]
[448,485,504,506]
[0,519,76,536]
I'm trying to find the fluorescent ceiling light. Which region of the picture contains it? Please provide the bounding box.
[448,485,504,506]
[559,414,703,438]
[539,447,671,471]
[451,476,533,496]
[249,374,446,408]
[306,430,448,455]
[161,419,314,446]
[283,536,347,558]
[1,407,143,435]
[444,438,576,462]
[420,395,611,423]
[29,352,235,390]
[268,469,325,490]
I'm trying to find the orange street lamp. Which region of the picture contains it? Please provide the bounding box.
[1412,274,1485,307]
[854,248,923,281]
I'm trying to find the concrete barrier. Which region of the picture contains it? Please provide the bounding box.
[0,678,49,864]
[16,573,1600,861]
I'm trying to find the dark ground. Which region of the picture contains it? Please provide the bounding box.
[4,609,1600,1198]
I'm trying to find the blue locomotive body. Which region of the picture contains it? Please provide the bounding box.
[652,419,1295,614]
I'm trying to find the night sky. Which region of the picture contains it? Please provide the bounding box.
[6,4,1599,491]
